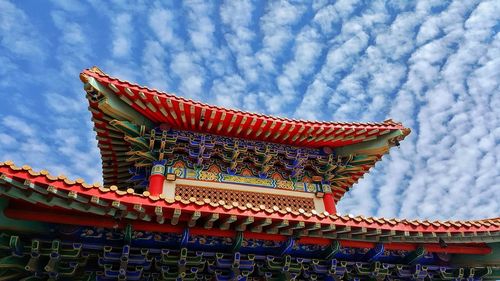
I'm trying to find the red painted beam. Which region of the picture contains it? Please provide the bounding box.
[423,244,491,255]
[3,207,491,255]
[4,207,118,229]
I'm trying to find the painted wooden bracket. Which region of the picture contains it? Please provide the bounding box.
[322,240,340,260]
[231,232,243,253]
[403,246,426,264]
[124,224,132,245]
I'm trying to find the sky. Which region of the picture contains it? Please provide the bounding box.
[0,0,499,221]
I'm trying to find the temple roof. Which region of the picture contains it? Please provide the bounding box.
[1,160,498,249]
[81,67,410,149]
[80,67,411,200]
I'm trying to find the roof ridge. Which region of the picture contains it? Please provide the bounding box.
[0,160,102,187]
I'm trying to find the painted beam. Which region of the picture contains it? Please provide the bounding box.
[3,207,493,255]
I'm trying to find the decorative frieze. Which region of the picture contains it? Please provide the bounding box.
[165,166,329,193]
[175,185,316,212]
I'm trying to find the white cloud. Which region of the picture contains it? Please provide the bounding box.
[210,74,246,109]
[220,0,256,83]
[333,0,500,220]
[148,7,183,48]
[142,40,171,92]
[313,0,361,35]
[0,133,15,146]
[50,10,91,76]
[50,0,86,13]
[0,0,44,57]
[184,0,216,55]
[170,51,205,97]
[272,27,324,114]
[294,79,332,120]
[2,116,35,136]
[45,92,86,114]
[220,0,255,48]
[260,1,306,54]
[112,13,133,58]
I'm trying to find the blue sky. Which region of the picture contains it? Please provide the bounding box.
[0,0,499,220]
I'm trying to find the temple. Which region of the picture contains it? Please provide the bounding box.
[0,66,498,280]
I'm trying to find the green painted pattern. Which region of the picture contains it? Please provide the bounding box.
[0,198,48,234]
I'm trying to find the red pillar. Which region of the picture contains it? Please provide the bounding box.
[323,193,336,214]
[148,163,165,196]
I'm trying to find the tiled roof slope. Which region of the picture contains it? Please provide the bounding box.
[80,67,410,148]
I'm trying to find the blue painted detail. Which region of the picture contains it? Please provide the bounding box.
[180,228,189,248]
[131,129,354,184]
[128,167,148,188]
[402,246,431,265]
[363,243,384,262]
[271,179,277,188]
[0,225,460,280]
[279,237,295,256]
[152,159,167,166]
[129,173,146,182]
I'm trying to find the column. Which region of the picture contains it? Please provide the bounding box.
[322,184,336,214]
[148,162,165,196]
[323,193,336,214]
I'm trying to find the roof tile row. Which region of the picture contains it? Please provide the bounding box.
[1,160,498,232]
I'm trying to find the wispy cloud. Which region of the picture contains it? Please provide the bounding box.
[148,5,183,48]
[111,13,133,58]
[0,0,45,58]
[338,0,500,220]
[141,40,171,91]
[2,116,35,136]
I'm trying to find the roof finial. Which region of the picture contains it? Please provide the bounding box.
[89,66,104,75]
